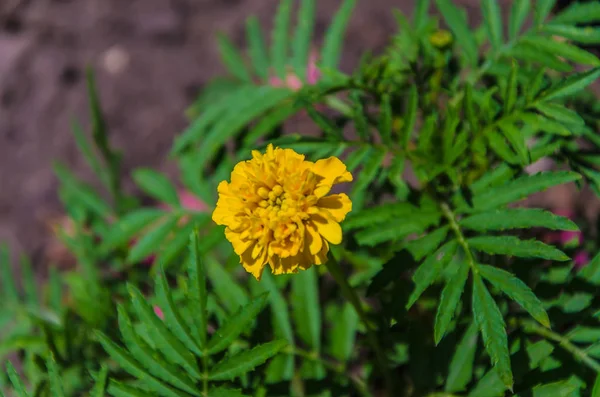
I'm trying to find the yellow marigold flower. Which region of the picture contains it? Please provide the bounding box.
[429,29,453,48]
[212,144,353,280]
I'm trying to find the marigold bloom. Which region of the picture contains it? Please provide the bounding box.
[212,144,353,280]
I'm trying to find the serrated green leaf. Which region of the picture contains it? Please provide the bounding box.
[498,121,529,164]
[401,85,418,149]
[207,293,269,355]
[519,112,572,136]
[543,24,600,45]
[460,208,578,232]
[530,380,578,397]
[132,169,180,207]
[272,0,292,78]
[99,209,164,253]
[243,102,299,146]
[292,0,315,79]
[467,369,506,397]
[406,227,449,261]
[509,42,572,72]
[435,259,469,344]
[539,67,600,101]
[321,0,356,71]
[206,259,249,314]
[356,219,433,247]
[566,326,600,343]
[116,305,198,395]
[482,0,503,50]
[435,0,478,65]
[96,332,190,397]
[6,362,28,397]
[208,387,249,397]
[509,0,531,40]
[329,302,359,363]
[46,353,65,397]
[351,147,386,210]
[246,17,269,79]
[53,163,112,217]
[487,130,519,165]
[209,340,287,380]
[446,321,478,393]
[534,0,556,25]
[479,264,550,327]
[520,36,600,66]
[291,267,321,351]
[472,274,513,390]
[469,236,569,261]
[217,33,251,82]
[407,241,458,309]
[128,284,201,379]
[533,102,584,126]
[155,265,202,356]
[107,381,149,397]
[552,1,600,25]
[91,366,109,397]
[127,215,179,264]
[188,230,208,346]
[466,171,580,211]
[154,217,208,269]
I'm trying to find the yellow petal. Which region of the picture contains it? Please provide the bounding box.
[305,223,323,255]
[317,194,352,222]
[240,243,267,280]
[310,214,342,245]
[225,228,253,256]
[312,157,353,185]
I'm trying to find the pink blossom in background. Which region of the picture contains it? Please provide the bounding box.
[545,208,589,269]
[154,305,164,320]
[268,49,321,91]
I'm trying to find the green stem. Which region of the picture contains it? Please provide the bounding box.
[520,319,600,373]
[439,202,477,272]
[202,348,209,396]
[283,346,372,397]
[325,254,394,396]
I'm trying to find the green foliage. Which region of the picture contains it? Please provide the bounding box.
[5,0,600,396]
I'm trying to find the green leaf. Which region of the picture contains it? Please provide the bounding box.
[132,169,180,207]
[46,353,65,397]
[534,0,556,25]
[379,93,393,144]
[593,373,600,397]
[246,16,269,79]
[434,0,478,65]
[155,265,203,356]
[467,369,506,397]
[356,218,434,247]
[509,43,572,72]
[116,305,198,395]
[466,171,581,211]
[291,267,321,351]
[6,362,28,397]
[530,380,578,397]
[91,366,109,397]
[518,112,572,136]
[96,332,190,397]
[445,321,478,393]
[472,274,513,390]
[292,0,315,79]
[206,259,249,314]
[498,121,529,165]
[321,0,356,72]
[414,0,431,30]
[533,102,584,126]
[505,61,518,113]
[482,0,503,50]
[127,215,179,264]
[188,230,208,346]
[407,241,458,309]
[71,119,109,189]
[257,272,293,343]
[272,0,293,78]
[127,284,202,379]
[107,381,149,397]
[20,255,37,306]
[154,219,205,269]
[243,103,300,146]
[209,340,287,380]
[406,227,449,261]
[469,236,569,261]
[99,209,164,253]
[539,67,600,101]
[460,208,578,232]
[543,24,600,45]
[208,387,249,397]
[328,302,359,363]
[53,163,112,218]
[217,33,251,82]
[566,326,600,343]
[401,85,418,148]
[520,36,600,66]
[479,264,550,327]
[509,0,531,40]
[207,293,269,355]
[434,259,469,344]
[552,1,600,25]
[351,147,386,209]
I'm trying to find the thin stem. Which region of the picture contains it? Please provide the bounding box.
[282,346,372,397]
[202,349,209,397]
[439,202,477,272]
[325,254,394,396]
[520,319,600,373]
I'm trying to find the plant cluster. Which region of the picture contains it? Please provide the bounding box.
[4,0,600,396]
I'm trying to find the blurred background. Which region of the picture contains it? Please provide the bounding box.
[0,0,591,274]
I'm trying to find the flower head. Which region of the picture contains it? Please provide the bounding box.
[212,144,353,280]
